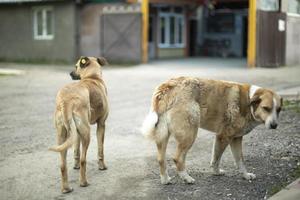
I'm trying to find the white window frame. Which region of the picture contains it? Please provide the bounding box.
[33,7,54,40]
[158,12,185,48]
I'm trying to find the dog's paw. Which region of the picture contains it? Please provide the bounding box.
[98,161,107,170]
[62,187,73,194]
[178,170,195,184]
[73,163,80,170]
[212,168,226,176]
[160,174,172,185]
[80,181,89,187]
[243,172,256,180]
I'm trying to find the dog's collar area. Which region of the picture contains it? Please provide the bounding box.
[250,106,261,122]
[249,85,261,122]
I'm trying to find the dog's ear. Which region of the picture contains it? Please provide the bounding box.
[80,57,90,68]
[250,94,261,106]
[97,57,108,66]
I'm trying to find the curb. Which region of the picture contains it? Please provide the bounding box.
[268,178,300,200]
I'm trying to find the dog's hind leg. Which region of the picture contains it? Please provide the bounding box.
[156,134,171,185]
[73,133,81,169]
[75,113,90,187]
[230,136,256,180]
[96,122,107,170]
[210,135,231,175]
[169,103,199,184]
[57,124,73,193]
[171,121,197,184]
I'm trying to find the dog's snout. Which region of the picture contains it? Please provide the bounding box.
[270,123,278,129]
[70,71,80,80]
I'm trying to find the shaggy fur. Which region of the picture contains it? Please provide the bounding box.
[142,77,282,184]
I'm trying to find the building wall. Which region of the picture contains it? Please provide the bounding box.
[0,2,77,63]
[80,4,103,57]
[285,15,300,66]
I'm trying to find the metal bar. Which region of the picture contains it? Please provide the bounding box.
[247,0,257,68]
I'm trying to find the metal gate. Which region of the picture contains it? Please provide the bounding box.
[100,12,142,63]
[256,11,286,67]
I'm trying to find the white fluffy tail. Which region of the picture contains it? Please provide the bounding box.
[141,111,158,140]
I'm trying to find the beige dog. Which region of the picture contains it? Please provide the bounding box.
[142,77,282,184]
[49,56,109,193]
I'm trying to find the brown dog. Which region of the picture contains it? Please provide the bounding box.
[49,56,109,193]
[142,77,282,184]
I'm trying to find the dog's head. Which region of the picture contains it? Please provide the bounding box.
[250,88,283,129]
[70,56,108,80]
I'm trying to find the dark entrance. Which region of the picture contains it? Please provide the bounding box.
[242,16,248,57]
[189,19,197,56]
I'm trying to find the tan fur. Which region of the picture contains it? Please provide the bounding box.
[143,77,282,184]
[49,56,109,193]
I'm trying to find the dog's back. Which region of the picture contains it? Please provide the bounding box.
[142,77,252,138]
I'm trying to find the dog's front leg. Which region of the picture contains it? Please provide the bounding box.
[96,122,107,170]
[210,135,230,175]
[230,137,256,180]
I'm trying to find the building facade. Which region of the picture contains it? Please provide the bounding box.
[0,0,299,67]
[0,0,78,63]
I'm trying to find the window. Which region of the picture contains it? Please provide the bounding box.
[258,0,279,11]
[158,7,185,48]
[33,7,54,40]
[206,13,235,33]
[288,0,300,14]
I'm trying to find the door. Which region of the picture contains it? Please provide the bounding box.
[101,13,142,63]
[256,11,286,67]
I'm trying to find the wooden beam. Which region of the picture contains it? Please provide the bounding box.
[247,0,256,68]
[141,0,149,63]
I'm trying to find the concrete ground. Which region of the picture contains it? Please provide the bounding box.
[0,58,300,200]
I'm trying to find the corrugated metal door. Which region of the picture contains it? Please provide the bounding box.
[256,11,286,67]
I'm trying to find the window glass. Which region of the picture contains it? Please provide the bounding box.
[207,13,234,33]
[288,0,300,14]
[160,17,165,44]
[258,0,279,11]
[170,16,175,44]
[37,11,43,36]
[46,10,53,35]
[174,6,183,13]
[178,17,183,44]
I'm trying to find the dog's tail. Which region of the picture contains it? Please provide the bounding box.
[141,108,159,140]
[141,80,176,140]
[49,103,77,152]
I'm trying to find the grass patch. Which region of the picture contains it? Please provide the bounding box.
[268,164,300,196]
[283,99,300,113]
[0,73,15,77]
[267,101,300,197]
[0,57,71,65]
